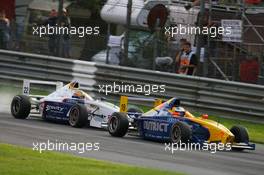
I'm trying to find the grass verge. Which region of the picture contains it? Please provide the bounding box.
[0,144,184,175]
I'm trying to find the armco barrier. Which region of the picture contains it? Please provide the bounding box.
[0,49,263,122]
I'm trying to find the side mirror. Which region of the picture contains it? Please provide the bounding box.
[201,114,208,119]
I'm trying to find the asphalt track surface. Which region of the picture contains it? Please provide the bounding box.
[0,112,263,175]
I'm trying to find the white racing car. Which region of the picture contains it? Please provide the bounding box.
[10,80,120,128]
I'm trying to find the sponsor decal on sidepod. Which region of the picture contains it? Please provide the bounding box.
[46,105,64,112]
[143,121,169,132]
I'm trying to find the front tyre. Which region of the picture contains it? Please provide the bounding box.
[230,125,249,143]
[11,95,31,119]
[69,104,87,128]
[108,112,129,137]
[230,125,249,151]
[170,121,192,144]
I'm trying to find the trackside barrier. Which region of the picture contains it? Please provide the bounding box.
[0,49,263,122]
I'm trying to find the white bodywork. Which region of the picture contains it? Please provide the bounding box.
[24,80,119,129]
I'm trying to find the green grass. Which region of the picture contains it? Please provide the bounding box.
[0,144,184,175]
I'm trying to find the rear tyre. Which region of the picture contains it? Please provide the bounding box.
[69,104,87,128]
[11,95,31,119]
[108,112,129,137]
[170,121,192,144]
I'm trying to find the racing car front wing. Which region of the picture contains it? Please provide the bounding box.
[231,143,256,150]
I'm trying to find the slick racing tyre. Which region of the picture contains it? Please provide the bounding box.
[108,112,129,137]
[69,104,87,128]
[127,106,144,113]
[230,125,249,143]
[11,95,31,119]
[170,121,192,144]
[230,125,249,151]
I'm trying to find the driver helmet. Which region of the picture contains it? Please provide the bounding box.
[171,107,185,117]
[72,90,85,99]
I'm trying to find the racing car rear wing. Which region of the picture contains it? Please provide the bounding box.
[22,79,63,97]
[119,96,163,112]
